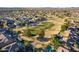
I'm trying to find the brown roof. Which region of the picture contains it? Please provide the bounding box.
[0,33,6,41]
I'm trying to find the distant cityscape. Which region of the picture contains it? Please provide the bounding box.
[0,8,79,52]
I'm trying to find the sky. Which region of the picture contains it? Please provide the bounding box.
[0,0,79,7]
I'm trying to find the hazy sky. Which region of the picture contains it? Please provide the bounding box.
[0,0,79,7]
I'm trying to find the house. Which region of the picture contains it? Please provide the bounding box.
[57,46,69,52]
[7,20,16,28]
[0,29,25,52]
[0,20,4,26]
[44,45,54,52]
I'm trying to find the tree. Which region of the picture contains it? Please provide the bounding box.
[0,21,4,28]
[24,29,33,37]
[25,27,40,37]
[39,29,45,38]
[51,35,61,50]
[19,21,26,26]
[60,22,69,32]
[8,28,13,33]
